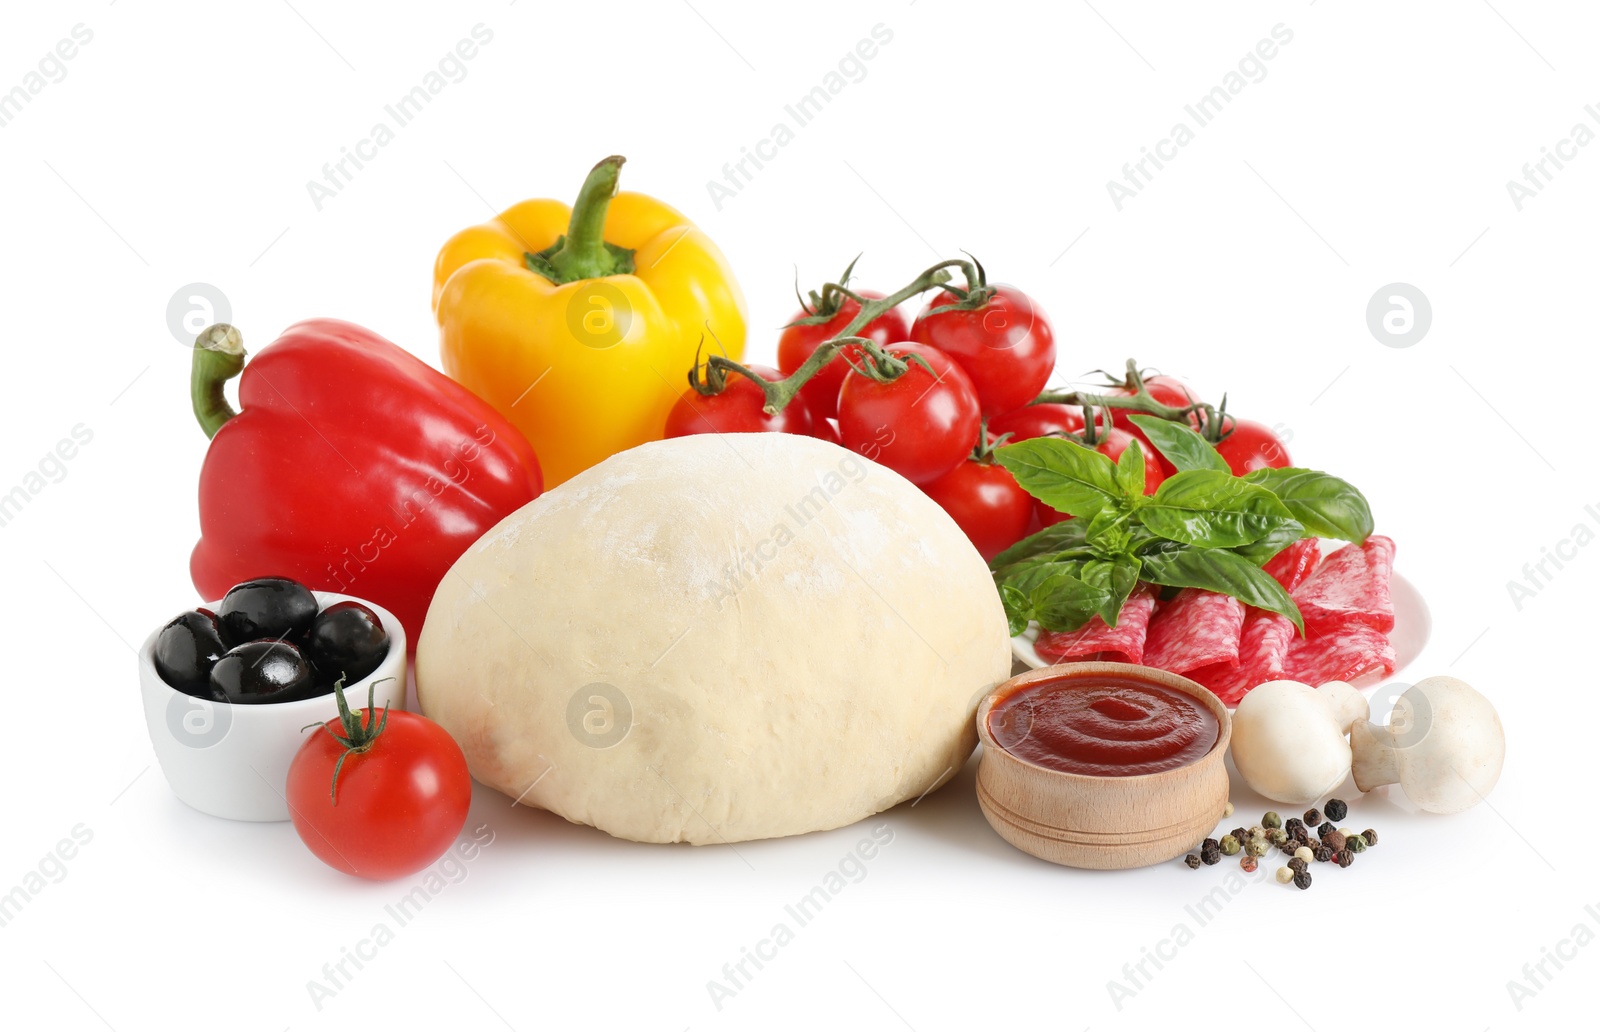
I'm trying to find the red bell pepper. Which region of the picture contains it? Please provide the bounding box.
[188,319,542,645]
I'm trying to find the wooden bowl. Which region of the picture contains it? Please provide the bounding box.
[975,662,1231,870]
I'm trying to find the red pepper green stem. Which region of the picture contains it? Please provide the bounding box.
[191,323,246,439]
[528,155,636,284]
[704,257,980,414]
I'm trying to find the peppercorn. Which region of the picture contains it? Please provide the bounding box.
[1294,846,1314,864]
[1293,870,1312,890]
[1203,838,1218,852]
[1323,798,1348,822]
[1295,826,1314,845]
[1288,857,1307,874]
[1268,828,1288,846]
[1318,821,1336,838]
[1220,835,1241,856]
[1240,854,1258,873]
[1303,807,1323,827]
[1230,827,1249,844]
[1338,827,1356,839]
[1313,845,1333,863]
[1224,801,1235,817]
[1346,834,1367,853]
[1246,837,1269,857]
[1323,830,1347,852]
[1284,817,1304,837]
[1249,825,1266,840]
[1263,811,1283,830]
[1202,843,1222,865]
[1185,853,1202,869]
[1276,866,1294,884]
[1362,828,1378,847]
[1334,849,1354,868]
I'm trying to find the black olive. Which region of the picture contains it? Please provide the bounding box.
[217,577,319,647]
[304,601,389,686]
[154,610,228,698]
[208,640,315,704]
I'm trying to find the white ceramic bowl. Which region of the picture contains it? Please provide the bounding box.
[138,591,407,822]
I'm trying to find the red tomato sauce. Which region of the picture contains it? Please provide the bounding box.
[987,674,1219,777]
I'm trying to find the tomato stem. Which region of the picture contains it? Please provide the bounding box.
[1032,358,1231,442]
[304,675,393,805]
[704,256,984,413]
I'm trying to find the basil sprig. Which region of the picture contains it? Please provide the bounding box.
[992,418,1373,637]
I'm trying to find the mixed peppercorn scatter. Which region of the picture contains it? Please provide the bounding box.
[1180,799,1379,890]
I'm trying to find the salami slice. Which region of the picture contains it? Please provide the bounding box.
[1142,589,1245,676]
[1034,588,1157,665]
[1190,538,1323,705]
[1262,537,1322,593]
[1191,611,1296,706]
[1292,536,1396,633]
[1282,623,1395,685]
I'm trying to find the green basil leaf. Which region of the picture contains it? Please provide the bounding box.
[1080,555,1141,626]
[1139,546,1304,633]
[1085,507,1134,556]
[1241,467,1374,543]
[1000,584,1031,637]
[989,517,1088,572]
[1138,470,1302,548]
[1115,437,1147,498]
[1128,414,1230,473]
[1232,522,1309,565]
[996,438,1121,521]
[1031,568,1113,633]
[997,556,1070,598]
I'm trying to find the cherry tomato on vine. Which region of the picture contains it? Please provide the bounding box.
[838,343,982,484]
[922,458,1034,560]
[910,285,1055,417]
[1036,428,1165,527]
[777,290,909,420]
[1106,374,1201,431]
[1214,417,1292,475]
[286,682,472,880]
[664,364,814,438]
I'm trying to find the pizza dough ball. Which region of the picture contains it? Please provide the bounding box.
[416,432,1012,844]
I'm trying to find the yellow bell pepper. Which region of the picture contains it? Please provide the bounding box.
[432,155,747,487]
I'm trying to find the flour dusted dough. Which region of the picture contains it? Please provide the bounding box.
[416,432,1013,844]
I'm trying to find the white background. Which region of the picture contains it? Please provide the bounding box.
[0,1,1591,1029]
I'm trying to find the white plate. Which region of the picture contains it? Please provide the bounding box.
[1009,570,1431,699]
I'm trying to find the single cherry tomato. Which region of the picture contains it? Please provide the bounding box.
[664,364,813,438]
[910,285,1056,417]
[989,403,1086,442]
[922,459,1034,560]
[777,290,909,420]
[1036,428,1165,527]
[838,343,982,484]
[1214,417,1292,475]
[287,682,472,880]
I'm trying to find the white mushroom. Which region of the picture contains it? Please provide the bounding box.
[1350,675,1504,814]
[1230,680,1368,805]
